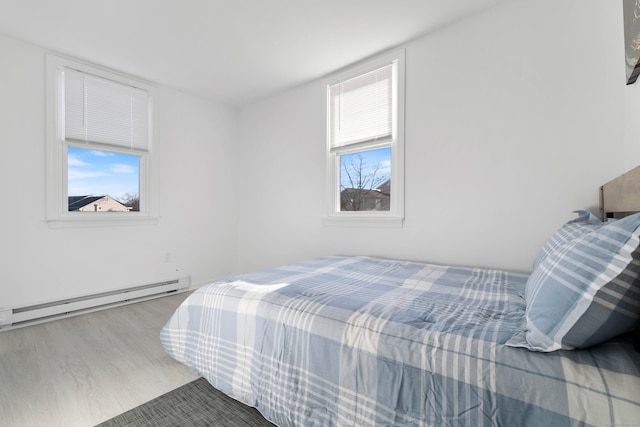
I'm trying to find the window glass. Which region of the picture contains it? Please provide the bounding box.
[339,147,390,211]
[67,146,140,212]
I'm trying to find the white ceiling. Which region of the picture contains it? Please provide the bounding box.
[0,0,509,107]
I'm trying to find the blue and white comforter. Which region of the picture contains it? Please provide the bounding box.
[161,256,640,426]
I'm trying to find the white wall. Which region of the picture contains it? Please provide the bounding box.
[2,0,637,310]
[237,0,629,273]
[0,33,239,309]
[625,74,640,167]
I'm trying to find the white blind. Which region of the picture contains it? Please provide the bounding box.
[329,63,394,149]
[64,69,150,152]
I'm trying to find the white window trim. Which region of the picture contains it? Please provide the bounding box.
[46,53,159,228]
[322,49,405,228]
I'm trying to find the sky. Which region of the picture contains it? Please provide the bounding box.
[340,147,391,190]
[67,146,139,202]
[67,145,388,201]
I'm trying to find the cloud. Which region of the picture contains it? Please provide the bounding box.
[378,159,391,175]
[111,164,135,174]
[90,150,115,157]
[68,169,107,181]
[67,155,88,167]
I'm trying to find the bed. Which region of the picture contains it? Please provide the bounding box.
[161,171,640,426]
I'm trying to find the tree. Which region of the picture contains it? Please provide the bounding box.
[340,153,390,211]
[120,193,140,212]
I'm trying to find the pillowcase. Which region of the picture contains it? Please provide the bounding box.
[511,212,640,352]
[532,210,604,269]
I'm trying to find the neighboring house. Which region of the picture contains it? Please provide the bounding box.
[376,179,390,195]
[341,179,391,211]
[68,196,131,212]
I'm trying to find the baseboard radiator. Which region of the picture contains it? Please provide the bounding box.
[0,277,190,331]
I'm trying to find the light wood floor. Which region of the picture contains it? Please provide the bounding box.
[0,292,198,427]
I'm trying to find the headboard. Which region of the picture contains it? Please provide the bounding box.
[600,165,640,220]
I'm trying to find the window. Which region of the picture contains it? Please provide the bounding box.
[323,49,405,227]
[46,53,158,226]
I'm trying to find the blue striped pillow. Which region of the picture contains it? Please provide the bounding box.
[532,210,604,269]
[519,213,640,352]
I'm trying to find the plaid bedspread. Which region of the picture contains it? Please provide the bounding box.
[161,256,640,426]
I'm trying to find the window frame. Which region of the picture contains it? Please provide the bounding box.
[46,53,159,227]
[322,49,405,228]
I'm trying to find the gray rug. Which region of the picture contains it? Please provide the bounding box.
[96,378,276,426]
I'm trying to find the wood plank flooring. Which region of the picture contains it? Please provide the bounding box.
[0,292,198,426]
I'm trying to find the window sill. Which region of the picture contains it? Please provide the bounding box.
[322,214,404,228]
[47,214,159,228]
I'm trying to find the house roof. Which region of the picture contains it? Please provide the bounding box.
[377,179,391,195]
[68,196,106,211]
[0,0,511,107]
